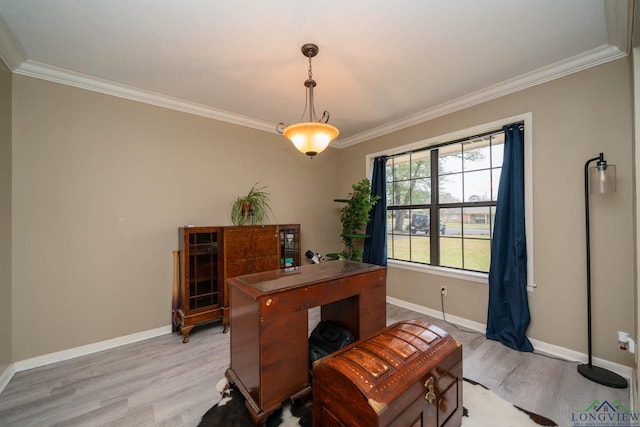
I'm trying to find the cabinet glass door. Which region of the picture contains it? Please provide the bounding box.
[188,231,220,311]
[279,226,300,268]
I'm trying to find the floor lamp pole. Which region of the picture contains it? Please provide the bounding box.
[577,153,627,388]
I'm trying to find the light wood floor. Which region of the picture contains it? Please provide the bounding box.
[0,303,631,427]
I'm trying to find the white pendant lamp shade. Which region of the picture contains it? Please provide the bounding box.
[282,122,339,157]
[277,43,338,158]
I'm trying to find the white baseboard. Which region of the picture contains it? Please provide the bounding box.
[386,296,634,381]
[3,299,635,399]
[13,325,172,373]
[388,295,487,331]
[0,363,16,395]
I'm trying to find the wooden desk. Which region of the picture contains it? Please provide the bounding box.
[225,260,387,425]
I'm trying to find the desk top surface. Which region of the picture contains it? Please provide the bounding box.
[229,260,384,294]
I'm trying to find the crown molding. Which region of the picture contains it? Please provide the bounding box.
[334,44,626,148]
[2,29,626,148]
[0,14,25,70]
[604,0,631,53]
[13,59,277,133]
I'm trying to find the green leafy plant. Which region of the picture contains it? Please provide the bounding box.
[231,183,274,226]
[332,179,381,261]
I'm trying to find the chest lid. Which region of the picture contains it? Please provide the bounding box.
[314,320,458,407]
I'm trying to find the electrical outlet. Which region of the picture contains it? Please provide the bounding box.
[440,286,447,297]
[618,331,636,353]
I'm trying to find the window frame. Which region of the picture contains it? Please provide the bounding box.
[365,113,534,287]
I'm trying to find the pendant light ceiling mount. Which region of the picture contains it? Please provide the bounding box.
[300,43,319,59]
[277,42,339,159]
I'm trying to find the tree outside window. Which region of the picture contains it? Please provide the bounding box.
[386,130,504,273]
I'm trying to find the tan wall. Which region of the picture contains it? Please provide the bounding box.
[7,57,635,367]
[11,75,342,361]
[0,60,11,371]
[339,58,635,366]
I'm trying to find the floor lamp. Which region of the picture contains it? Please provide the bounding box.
[577,152,627,388]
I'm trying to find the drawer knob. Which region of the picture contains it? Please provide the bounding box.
[424,377,436,404]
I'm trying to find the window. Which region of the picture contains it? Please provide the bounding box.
[386,128,508,273]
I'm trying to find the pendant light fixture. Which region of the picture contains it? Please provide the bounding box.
[277,43,339,158]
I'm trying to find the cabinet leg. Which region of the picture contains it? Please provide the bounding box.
[172,310,181,333]
[223,316,229,333]
[181,325,194,343]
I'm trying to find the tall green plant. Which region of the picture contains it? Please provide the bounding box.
[231,183,274,225]
[338,179,381,261]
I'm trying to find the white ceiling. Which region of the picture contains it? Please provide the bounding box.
[0,0,631,147]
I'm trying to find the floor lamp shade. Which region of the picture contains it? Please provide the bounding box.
[590,162,616,194]
[577,152,627,388]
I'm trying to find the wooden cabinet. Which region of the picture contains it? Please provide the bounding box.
[176,227,224,343]
[175,224,300,343]
[224,224,301,280]
[224,226,280,279]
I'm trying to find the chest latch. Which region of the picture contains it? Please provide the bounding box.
[424,376,436,404]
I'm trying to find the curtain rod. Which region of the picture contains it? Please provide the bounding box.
[388,121,524,159]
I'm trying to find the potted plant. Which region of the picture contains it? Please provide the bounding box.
[231,183,275,226]
[329,179,381,261]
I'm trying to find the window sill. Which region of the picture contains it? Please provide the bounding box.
[387,259,489,285]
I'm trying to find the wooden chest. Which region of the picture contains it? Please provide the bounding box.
[312,320,462,427]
